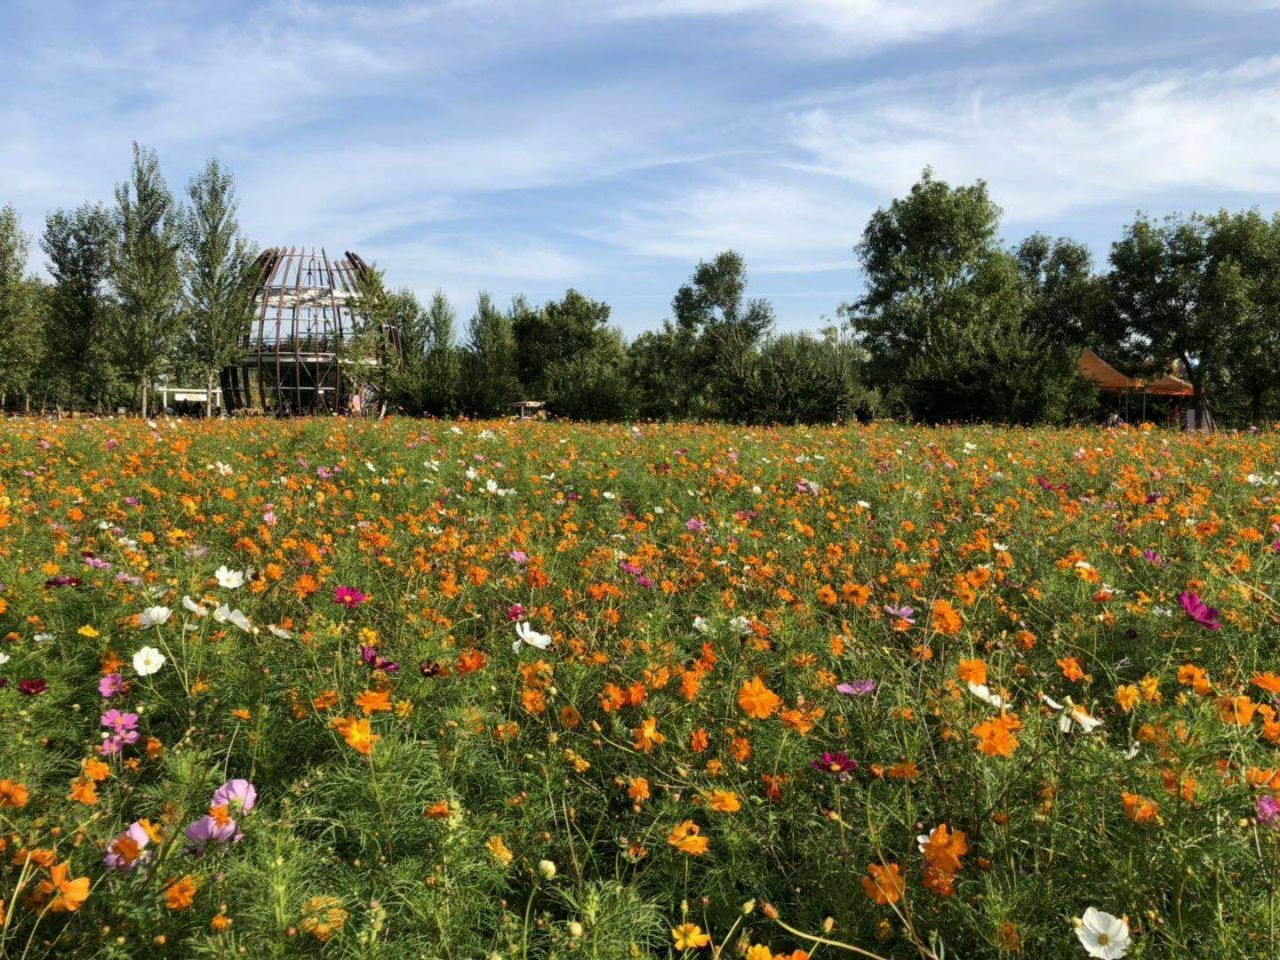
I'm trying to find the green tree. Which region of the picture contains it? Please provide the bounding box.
[1107,213,1250,430]
[0,206,46,410]
[672,250,774,419]
[461,293,521,416]
[346,266,415,414]
[181,157,260,415]
[417,290,461,416]
[1200,209,1280,424]
[744,326,867,424]
[42,203,117,411]
[112,143,183,416]
[510,288,628,419]
[846,168,1084,423]
[626,326,689,420]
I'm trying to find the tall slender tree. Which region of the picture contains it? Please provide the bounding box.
[0,206,45,410]
[462,293,520,415]
[420,290,460,415]
[113,143,182,416]
[181,158,259,415]
[42,204,117,411]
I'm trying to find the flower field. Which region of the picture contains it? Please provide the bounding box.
[0,417,1278,959]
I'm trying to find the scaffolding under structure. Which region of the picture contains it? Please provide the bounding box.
[220,247,397,415]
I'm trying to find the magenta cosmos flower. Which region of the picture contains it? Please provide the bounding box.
[1179,591,1221,630]
[810,751,859,776]
[333,586,368,609]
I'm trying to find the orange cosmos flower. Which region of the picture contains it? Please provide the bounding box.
[39,862,91,913]
[667,820,709,855]
[165,874,200,911]
[68,776,98,806]
[0,780,29,808]
[972,713,1022,757]
[354,689,393,715]
[707,790,741,813]
[931,599,962,636]
[1122,791,1160,825]
[1252,672,1280,694]
[1057,657,1086,682]
[920,823,968,876]
[956,659,986,686]
[861,862,905,904]
[632,716,666,752]
[338,717,379,755]
[738,676,782,719]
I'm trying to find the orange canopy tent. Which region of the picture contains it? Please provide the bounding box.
[1077,348,1134,391]
[1077,348,1193,398]
[1143,373,1194,397]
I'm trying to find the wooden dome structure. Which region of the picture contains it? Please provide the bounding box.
[220,247,398,414]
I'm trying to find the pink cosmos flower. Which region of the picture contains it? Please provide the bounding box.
[212,778,258,814]
[104,821,154,871]
[1259,794,1279,827]
[99,673,125,698]
[334,586,368,609]
[1179,591,1221,630]
[185,814,239,848]
[837,679,877,696]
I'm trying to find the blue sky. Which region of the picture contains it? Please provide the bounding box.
[4,0,1280,336]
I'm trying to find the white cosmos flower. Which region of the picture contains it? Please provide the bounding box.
[213,605,252,632]
[730,615,752,636]
[513,622,552,653]
[0,652,9,666]
[215,566,246,589]
[267,624,294,640]
[968,682,1009,709]
[1043,694,1103,733]
[182,595,208,617]
[132,645,167,676]
[1075,907,1130,958]
[692,616,709,634]
[138,606,172,629]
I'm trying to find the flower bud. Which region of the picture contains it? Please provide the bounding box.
[538,859,557,880]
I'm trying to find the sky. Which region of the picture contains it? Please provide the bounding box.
[4,0,1280,336]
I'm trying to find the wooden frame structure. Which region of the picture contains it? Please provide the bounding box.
[220,247,397,415]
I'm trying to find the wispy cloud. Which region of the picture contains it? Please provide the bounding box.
[787,56,1280,223]
[3,0,1280,333]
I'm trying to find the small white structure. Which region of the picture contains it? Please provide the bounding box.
[156,383,222,412]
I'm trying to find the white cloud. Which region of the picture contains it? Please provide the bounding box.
[787,56,1280,222]
[606,0,1036,50]
[595,174,866,273]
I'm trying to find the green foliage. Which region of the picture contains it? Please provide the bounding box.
[180,157,259,413]
[847,169,1089,424]
[41,202,119,411]
[462,292,523,415]
[743,327,869,424]
[391,289,463,416]
[112,142,184,416]
[0,206,46,408]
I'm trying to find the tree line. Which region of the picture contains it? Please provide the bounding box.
[2,150,1279,425]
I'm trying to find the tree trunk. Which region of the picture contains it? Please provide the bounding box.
[206,370,215,418]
